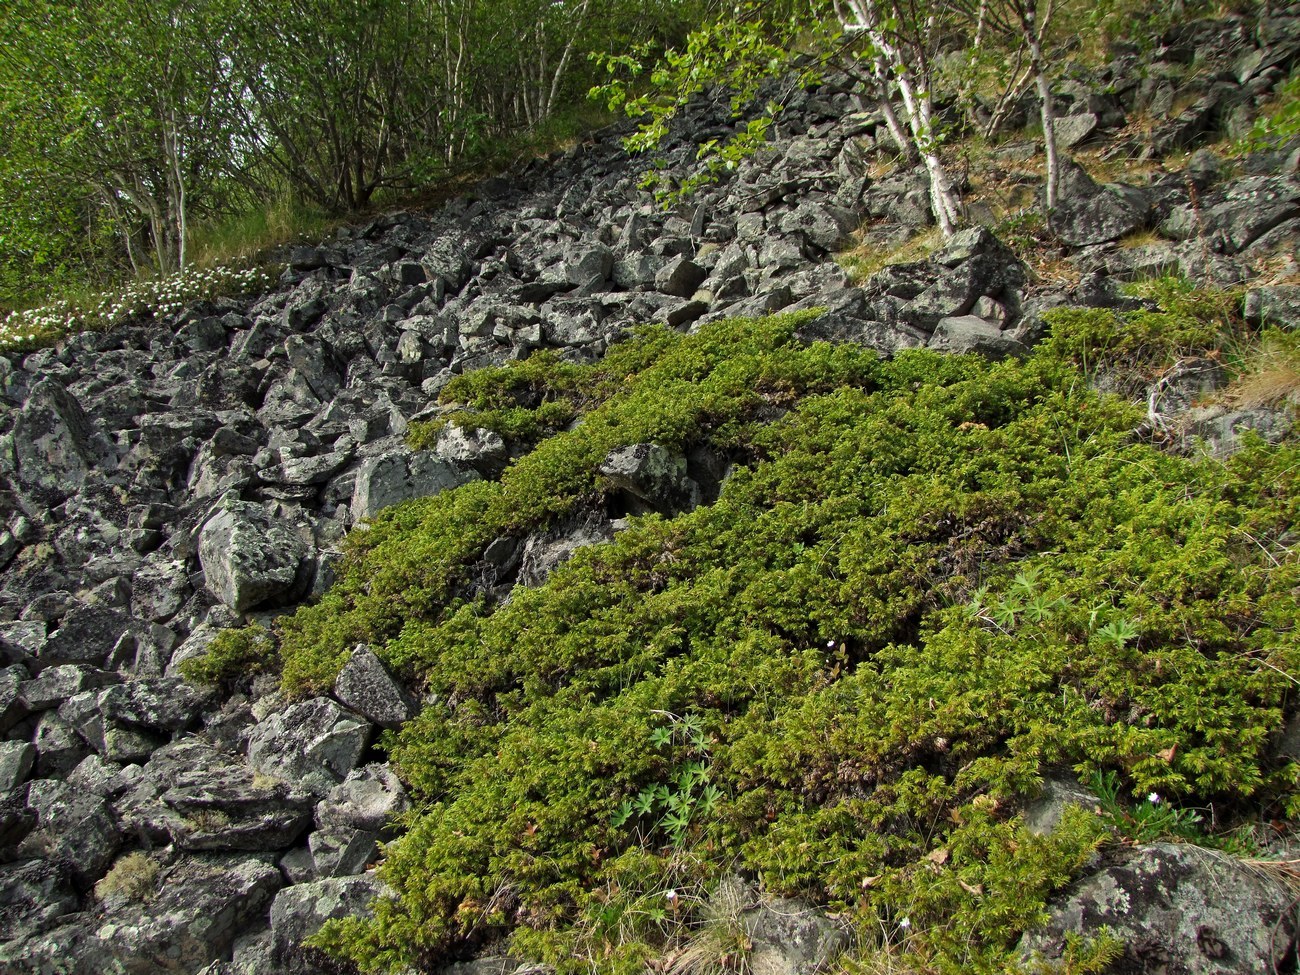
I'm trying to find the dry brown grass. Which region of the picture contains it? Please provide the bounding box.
[1225,335,1300,409]
[94,852,160,903]
[837,227,943,283]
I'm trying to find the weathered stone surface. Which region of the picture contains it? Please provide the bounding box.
[198,501,313,613]
[269,874,386,973]
[1049,160,1152,247]
[315,763,410,834]
[38,608,134,672]
[308,825,379,877]
[114,738,314,851]
[17,779,122,888]
[96,676,212,734]
[0,740,36,792]
[247,698,372,798]
[0,854,282,975]
[334,644,417,729]
[1021,773,1100,836]
[0,859,78,941]
[599,444,701,515]
[1019,843,1300,974]
[351,449,479,521]
[929,315,1028,359]
[6,379,98,501]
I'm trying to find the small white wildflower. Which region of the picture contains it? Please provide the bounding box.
[898,917,911,930]
[1148,792,1160,804]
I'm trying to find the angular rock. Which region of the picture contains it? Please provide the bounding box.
[38,607,134,672]
[18,664,120,712]
[334,645,417,729]
[0,854,281,975]
[352,449,479,521]
[247,698,372,798]
[599,444,701,516]
[1019,842,1299,975]
[33,711,92,778]
[7,379,97,502]
[269,874,386,974]
[436,424,509,474]
[17,779,122,888]
[655,256,707,298]
[0,859,78,941]
[308,825,379,878]
[97,676,212,734]
[198,501,312,613]
[929,316,1029,360]
[0,741,36,792]
[1049,160,1152,247]
[315,763,410,834]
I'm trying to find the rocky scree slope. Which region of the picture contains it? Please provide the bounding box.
[1,9,1300,974]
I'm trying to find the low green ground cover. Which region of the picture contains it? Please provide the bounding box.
[243,300,1300,973]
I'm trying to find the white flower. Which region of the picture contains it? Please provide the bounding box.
[1148,792,1160,804]
[898,916,911,929]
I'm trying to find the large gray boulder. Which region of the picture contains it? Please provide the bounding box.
[1018,843,1300,974]
[198,501,313,613]
[1049,160,1152,247]
[247,698,372,798]
[3,379,98,502]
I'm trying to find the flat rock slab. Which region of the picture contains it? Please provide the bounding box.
[270,874,386,974]
[334,644,417,729]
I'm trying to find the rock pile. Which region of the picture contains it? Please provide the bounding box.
[1,8,1300,973]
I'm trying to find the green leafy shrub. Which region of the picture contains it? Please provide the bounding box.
[297,304,1300,974]
[178,624,277,687]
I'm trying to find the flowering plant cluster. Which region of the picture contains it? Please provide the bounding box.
[0,262,276,354]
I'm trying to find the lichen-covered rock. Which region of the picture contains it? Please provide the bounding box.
[1049,160,1152,247]
[315,763,410,834]
[599,444,700,516]
[247,698,371,798]
[333,645,417,729]
[198,501,313,613]
[0,853,282,974]
[1018,843,1300,974]
[269,873,386,973]
[351,449,478,521]
[0,858,78,941]
[16,780,122,888]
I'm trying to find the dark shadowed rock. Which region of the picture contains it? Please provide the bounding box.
[0,859,78,941]
[600,444,701,516]
[38,608,135,672]
[334,645,417,729]
[17,779,122,888]
[1049,160,1152,247]
[0,853,282,974]
[1019,842,1300,975]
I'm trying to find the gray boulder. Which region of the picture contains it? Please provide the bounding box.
[929,316,1028,360]
[1049,160,1152,247]
[0,854,282,975]
[0,741,36,792]
[269,873,386,973]
[334,645,417,729]
[351,449,479,522]
[247,698,372,798]
[198,501,313,613]
[315,763,410,834]
[17,779,122,888]
[0,859,78,942]
[599,444,701,516]
[5,379,98,502]
[1019,842,1300,974]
